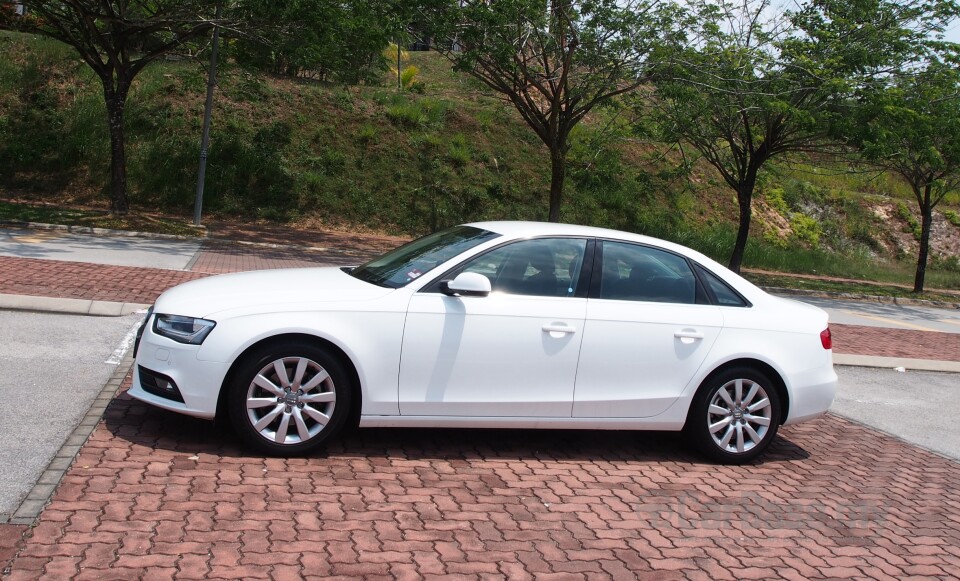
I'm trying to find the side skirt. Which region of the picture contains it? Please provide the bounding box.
[358,415,684,431]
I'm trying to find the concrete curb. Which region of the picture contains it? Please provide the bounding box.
[764,286,960,310]
[834,354,960,374]
[0,294,149,316]
[3,353,135,525]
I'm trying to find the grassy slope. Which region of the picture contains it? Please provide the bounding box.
[1,31,958,291]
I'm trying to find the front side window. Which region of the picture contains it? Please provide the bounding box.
[597,241,697,304]
[351,225,499,288]
[454,238,588,297]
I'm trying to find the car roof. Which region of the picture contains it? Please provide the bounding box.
[467,220,657,244]
[467,221,700,259]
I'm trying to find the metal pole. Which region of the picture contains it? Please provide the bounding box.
[194,4,222,227]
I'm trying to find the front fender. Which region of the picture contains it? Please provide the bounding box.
[197,310,406,416]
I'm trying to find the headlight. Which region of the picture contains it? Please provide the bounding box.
[153,314,216,345]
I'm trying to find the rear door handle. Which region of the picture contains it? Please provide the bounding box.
[674,329,704,343]
[543,324,576,334]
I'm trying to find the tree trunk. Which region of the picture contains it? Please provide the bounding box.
[913,186,934,293]
[728,179,755,273]
[547,147,565,223]
[103,82,130,215]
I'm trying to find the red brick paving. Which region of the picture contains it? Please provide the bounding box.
[0,238,379,305]
[830,324,960,361]
[4,379,960,580]
[0,256,208,305]
[0,525,27,576]
[190,240,370,274]
[832,323,960,362]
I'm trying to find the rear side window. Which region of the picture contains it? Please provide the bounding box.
[695,265,749,307]
[597,241,696,304]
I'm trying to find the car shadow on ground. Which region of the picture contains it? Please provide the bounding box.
[103,391,810,466]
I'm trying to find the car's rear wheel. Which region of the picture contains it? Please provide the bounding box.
[227,341,352,456]
[687,367,781,464]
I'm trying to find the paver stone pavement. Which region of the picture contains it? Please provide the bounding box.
[5,379,960,580]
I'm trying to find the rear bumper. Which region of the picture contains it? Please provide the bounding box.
[784,365,837,425]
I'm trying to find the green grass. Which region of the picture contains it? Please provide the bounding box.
[776,162,915,202]
[0,200,203,236]
[0,200,98,224]
[744,272,960,304]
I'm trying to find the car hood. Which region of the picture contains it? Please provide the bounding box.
[154,267,394,319]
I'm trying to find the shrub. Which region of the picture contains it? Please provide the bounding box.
[400,65,421,91]
[944,209,960,228]
[386,96,447,128]
[447,134,471,167]
[790,214,822,247]
[764,188,790,215]
[896,201,922,240]
[931,255,960,273]
[356,124,378,146]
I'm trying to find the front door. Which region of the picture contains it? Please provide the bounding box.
[399,238,589,417]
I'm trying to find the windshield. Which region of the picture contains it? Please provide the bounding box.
[350,225,500,288]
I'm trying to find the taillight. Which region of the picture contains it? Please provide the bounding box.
[820,327,832,350]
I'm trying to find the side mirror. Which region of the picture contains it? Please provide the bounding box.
[440,272,492,297]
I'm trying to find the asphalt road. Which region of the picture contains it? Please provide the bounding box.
[799,296,960,334]
[833,365,960,460]
[0,309,145,518]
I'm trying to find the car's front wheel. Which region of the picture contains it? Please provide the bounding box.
[686,367,782,464]
[227,341,352,456]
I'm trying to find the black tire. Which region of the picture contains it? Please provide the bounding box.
[227,340,352,456]
[686,367,782,464]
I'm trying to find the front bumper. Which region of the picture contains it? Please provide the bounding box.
[128,316,229,419]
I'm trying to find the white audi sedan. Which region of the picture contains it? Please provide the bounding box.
[131,221,836,463]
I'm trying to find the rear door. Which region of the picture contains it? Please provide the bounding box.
[573,240,722,417]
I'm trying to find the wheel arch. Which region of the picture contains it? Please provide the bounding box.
[692,358,789,426]
[215,333,363,428]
